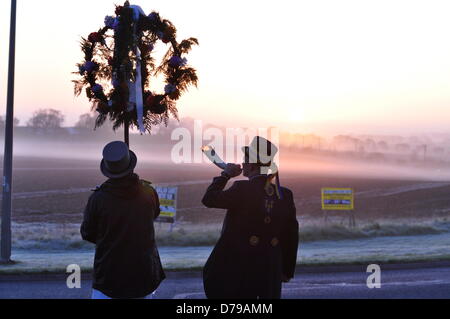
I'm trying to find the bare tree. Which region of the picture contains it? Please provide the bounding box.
[27,109,65,129]
[0,116,19,130]
[75,113,97,130]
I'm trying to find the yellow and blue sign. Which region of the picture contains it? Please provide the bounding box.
[155,186,178,223]
[321,188,354,211]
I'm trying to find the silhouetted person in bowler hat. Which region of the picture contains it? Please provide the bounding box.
[202,136,299,299]
[81,141,165,299]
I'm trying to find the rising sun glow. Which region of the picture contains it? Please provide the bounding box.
[1,0,450,135]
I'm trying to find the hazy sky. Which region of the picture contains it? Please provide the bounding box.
[1,0,450,135]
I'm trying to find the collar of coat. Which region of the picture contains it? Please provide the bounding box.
[249,174,268,181]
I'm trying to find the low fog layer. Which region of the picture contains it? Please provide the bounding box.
[1,129,449,182]
[280,152,450,181]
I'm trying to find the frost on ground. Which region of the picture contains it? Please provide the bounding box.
[3,217,450,274]
[1,231,450,274]
[9,218,450,251]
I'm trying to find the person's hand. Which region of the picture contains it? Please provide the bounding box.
[282,274,291,283]
[223,163,242,178]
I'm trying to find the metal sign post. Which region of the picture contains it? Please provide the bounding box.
[1,0,17,264]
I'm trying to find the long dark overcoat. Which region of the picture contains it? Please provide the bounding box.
[80,174,165,299]
[202,175,299,299]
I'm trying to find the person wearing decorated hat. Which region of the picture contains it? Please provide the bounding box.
[202,136,299,299]
[80,141,165,299]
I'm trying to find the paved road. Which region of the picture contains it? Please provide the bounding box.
[1,262,449,299]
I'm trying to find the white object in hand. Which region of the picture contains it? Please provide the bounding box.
[201,146,227,170]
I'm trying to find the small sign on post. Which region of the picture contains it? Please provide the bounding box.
[155,186,178,224]
[321,188,355,227]
[322,188,354,210]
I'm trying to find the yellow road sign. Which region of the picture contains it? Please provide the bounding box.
[155,186,178,223]
[322,188,354,211]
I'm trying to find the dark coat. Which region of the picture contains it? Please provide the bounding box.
[80,173,165,299]
[202,175,299,299]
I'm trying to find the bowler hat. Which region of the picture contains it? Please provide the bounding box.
[100,141,137,179]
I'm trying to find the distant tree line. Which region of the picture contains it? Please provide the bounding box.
[1,109,101,132]
[0,116,20,129]
[4,109,450,162]
[1,109,95,130]
[26,109,65,129]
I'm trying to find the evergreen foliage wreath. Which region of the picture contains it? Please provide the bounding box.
[73,1,198,133]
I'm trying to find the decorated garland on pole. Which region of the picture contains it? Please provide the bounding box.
[73,1,198,134]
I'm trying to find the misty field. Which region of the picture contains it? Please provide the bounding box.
[0,155,449,248]
[0,155,448,273]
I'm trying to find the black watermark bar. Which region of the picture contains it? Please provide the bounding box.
[0,299,445,319]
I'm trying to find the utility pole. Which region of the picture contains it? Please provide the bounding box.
[1,0,17,264]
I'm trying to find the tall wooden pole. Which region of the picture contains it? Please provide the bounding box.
[1,0,17,264]
[124,119,130,147]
